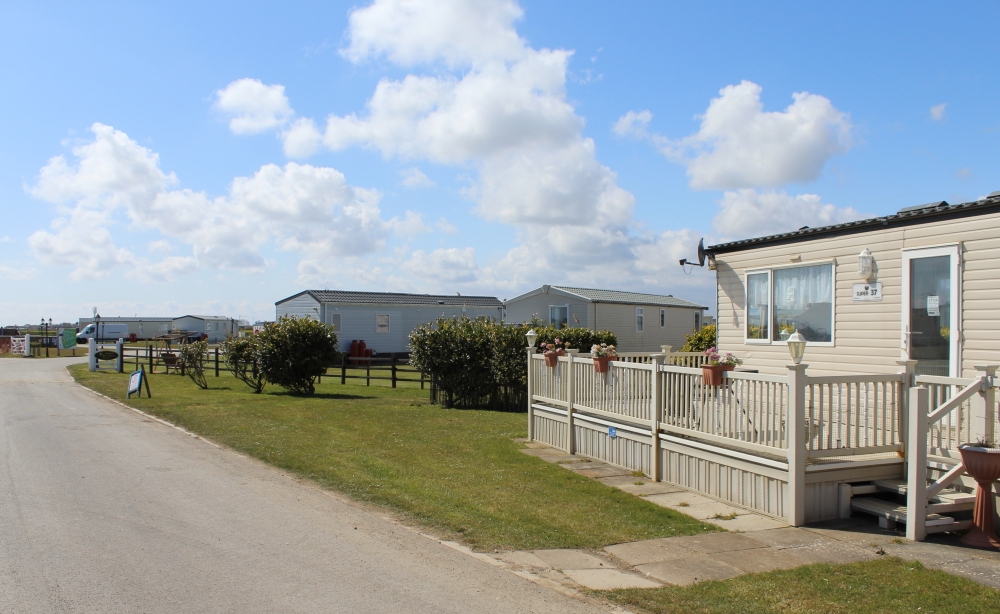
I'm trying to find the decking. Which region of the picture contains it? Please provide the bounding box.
[527,351,998,539]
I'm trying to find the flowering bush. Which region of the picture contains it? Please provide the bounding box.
[704,346,742,366]
[539,338,565,355]
[591,343,617,358]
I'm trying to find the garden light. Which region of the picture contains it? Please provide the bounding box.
[526,329,538,348]
[786,330,807,365]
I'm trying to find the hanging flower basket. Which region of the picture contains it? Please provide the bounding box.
[958,444,1000,549]
[594,356,613,373]
[701,364,735,386]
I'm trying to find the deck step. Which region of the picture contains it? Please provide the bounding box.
[873,479,976,505]
[850,497,966,533]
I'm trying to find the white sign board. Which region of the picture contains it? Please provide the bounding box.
[927,295,940,316]
[852,282,883,302]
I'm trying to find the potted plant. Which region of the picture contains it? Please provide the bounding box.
[161,352,178,366]
[957,438,1000,549]
[540,339,566,368]
[701,347,742,386]
[591,343,617,373]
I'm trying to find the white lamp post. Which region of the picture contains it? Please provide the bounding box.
[786,330,807,365]
[526,328,538,348]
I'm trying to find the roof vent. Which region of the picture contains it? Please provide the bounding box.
[798,226,809,230]
[542,284,550,294]
[898,201,948,214]
[989,190,1000,199]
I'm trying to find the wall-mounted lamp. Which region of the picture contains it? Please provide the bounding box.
[858,248,874,281]
[786,330,807,365]
[526,329,538,348]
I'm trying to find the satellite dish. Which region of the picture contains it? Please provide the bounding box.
[697,238,706,267]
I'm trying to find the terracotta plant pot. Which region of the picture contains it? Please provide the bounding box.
[544,352,559,368]
[701,364,735,386]
[594,356,613,373]
[958,445,1000,549]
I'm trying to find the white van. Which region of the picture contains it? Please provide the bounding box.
[77,323,129,343]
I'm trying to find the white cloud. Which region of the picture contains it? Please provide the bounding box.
[613,109,652,137]
[28,124,390,280]
[930,103,947,122]
[0,264,36,280]
[147,239,172,253]
[390,210,432,236]
[435,217,458,234]
[400,167,435,187]
[661,81,853,190]
[215,78,294,134]
[0,236,12,243]
[401,247,480,283]
[282,118,322,158]
[342,0,528,68]
[712,189,869,239]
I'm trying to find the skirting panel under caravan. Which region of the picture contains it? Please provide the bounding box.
[531,408,568,450]
[572,414,652,476]
[658,438,788,520]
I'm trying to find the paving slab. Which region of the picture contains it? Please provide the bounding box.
[532,549,612,570]
[574,465,632,478]
[670,532,766,554]
[780,542,875,565]
[672,501,748,521]
[605,538,697,566]
[641,491,716,511]
[496,551,552,569]
[562,569,663,590]
[721,547,807,573]
[637,554,742,585]
[703,513,788,532]
[597,476,686,496]
[752,527,833,549]
[518,449,576,463]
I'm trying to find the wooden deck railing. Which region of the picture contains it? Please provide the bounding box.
[804,374,904,457]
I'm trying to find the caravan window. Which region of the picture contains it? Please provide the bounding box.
[549,306,568,329]
[376,314,390,333]
[635,308,644,332]
[745,262,834,344]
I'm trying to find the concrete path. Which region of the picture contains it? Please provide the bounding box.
[517,441,1000,591]
[0,358,613,613]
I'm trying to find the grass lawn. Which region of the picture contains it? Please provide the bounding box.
[600,557,1000,614]
[69,365,715,551]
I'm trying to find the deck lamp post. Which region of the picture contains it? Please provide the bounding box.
[526,328,537,348]
[786,330,807,365]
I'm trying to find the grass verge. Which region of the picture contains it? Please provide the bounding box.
[70,365,716,551]
[600,557,1000,614]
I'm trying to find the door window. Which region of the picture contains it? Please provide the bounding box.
[908,255,952,376]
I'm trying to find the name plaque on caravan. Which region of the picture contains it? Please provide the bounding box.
[852,282,883,302]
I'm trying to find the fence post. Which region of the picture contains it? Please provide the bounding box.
[786,363,808,526]
[341,353,347,385]
[650,353,665,481]
[566,352,575,454]
[527,347,535,441]
[391,356,397,389]
[896,360,917,455]
[215,347,220,377]
[971,365,998,444]
[906,385,929,541]
[88,338,97,372]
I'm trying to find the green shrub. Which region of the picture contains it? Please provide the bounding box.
[179,340,209,389]
[258,316,338,395]
[409,317,616,411]
[679,324,716,353]
[221,335,266,393]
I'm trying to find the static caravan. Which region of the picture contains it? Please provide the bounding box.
[275,290,504,354]
[504,285,706,352]
[171,315,238,343]
[78,316,174,340]
[705,193,1000,378]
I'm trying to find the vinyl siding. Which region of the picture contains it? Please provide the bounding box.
[505,293,590,327]
[320,303,501,353]
[594,303,700,352]
[715,211,1000,377]
[276,294,321,320]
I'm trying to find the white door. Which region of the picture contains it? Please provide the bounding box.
[902,245,960,377]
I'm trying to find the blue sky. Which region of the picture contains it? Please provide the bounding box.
[1,1,997,324]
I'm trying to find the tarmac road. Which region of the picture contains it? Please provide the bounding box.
[0,358,608,613]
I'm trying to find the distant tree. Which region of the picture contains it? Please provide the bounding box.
[679,324,716,353]
[258,316,338,395]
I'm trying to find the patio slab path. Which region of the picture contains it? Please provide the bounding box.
[502,440,1000,592]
